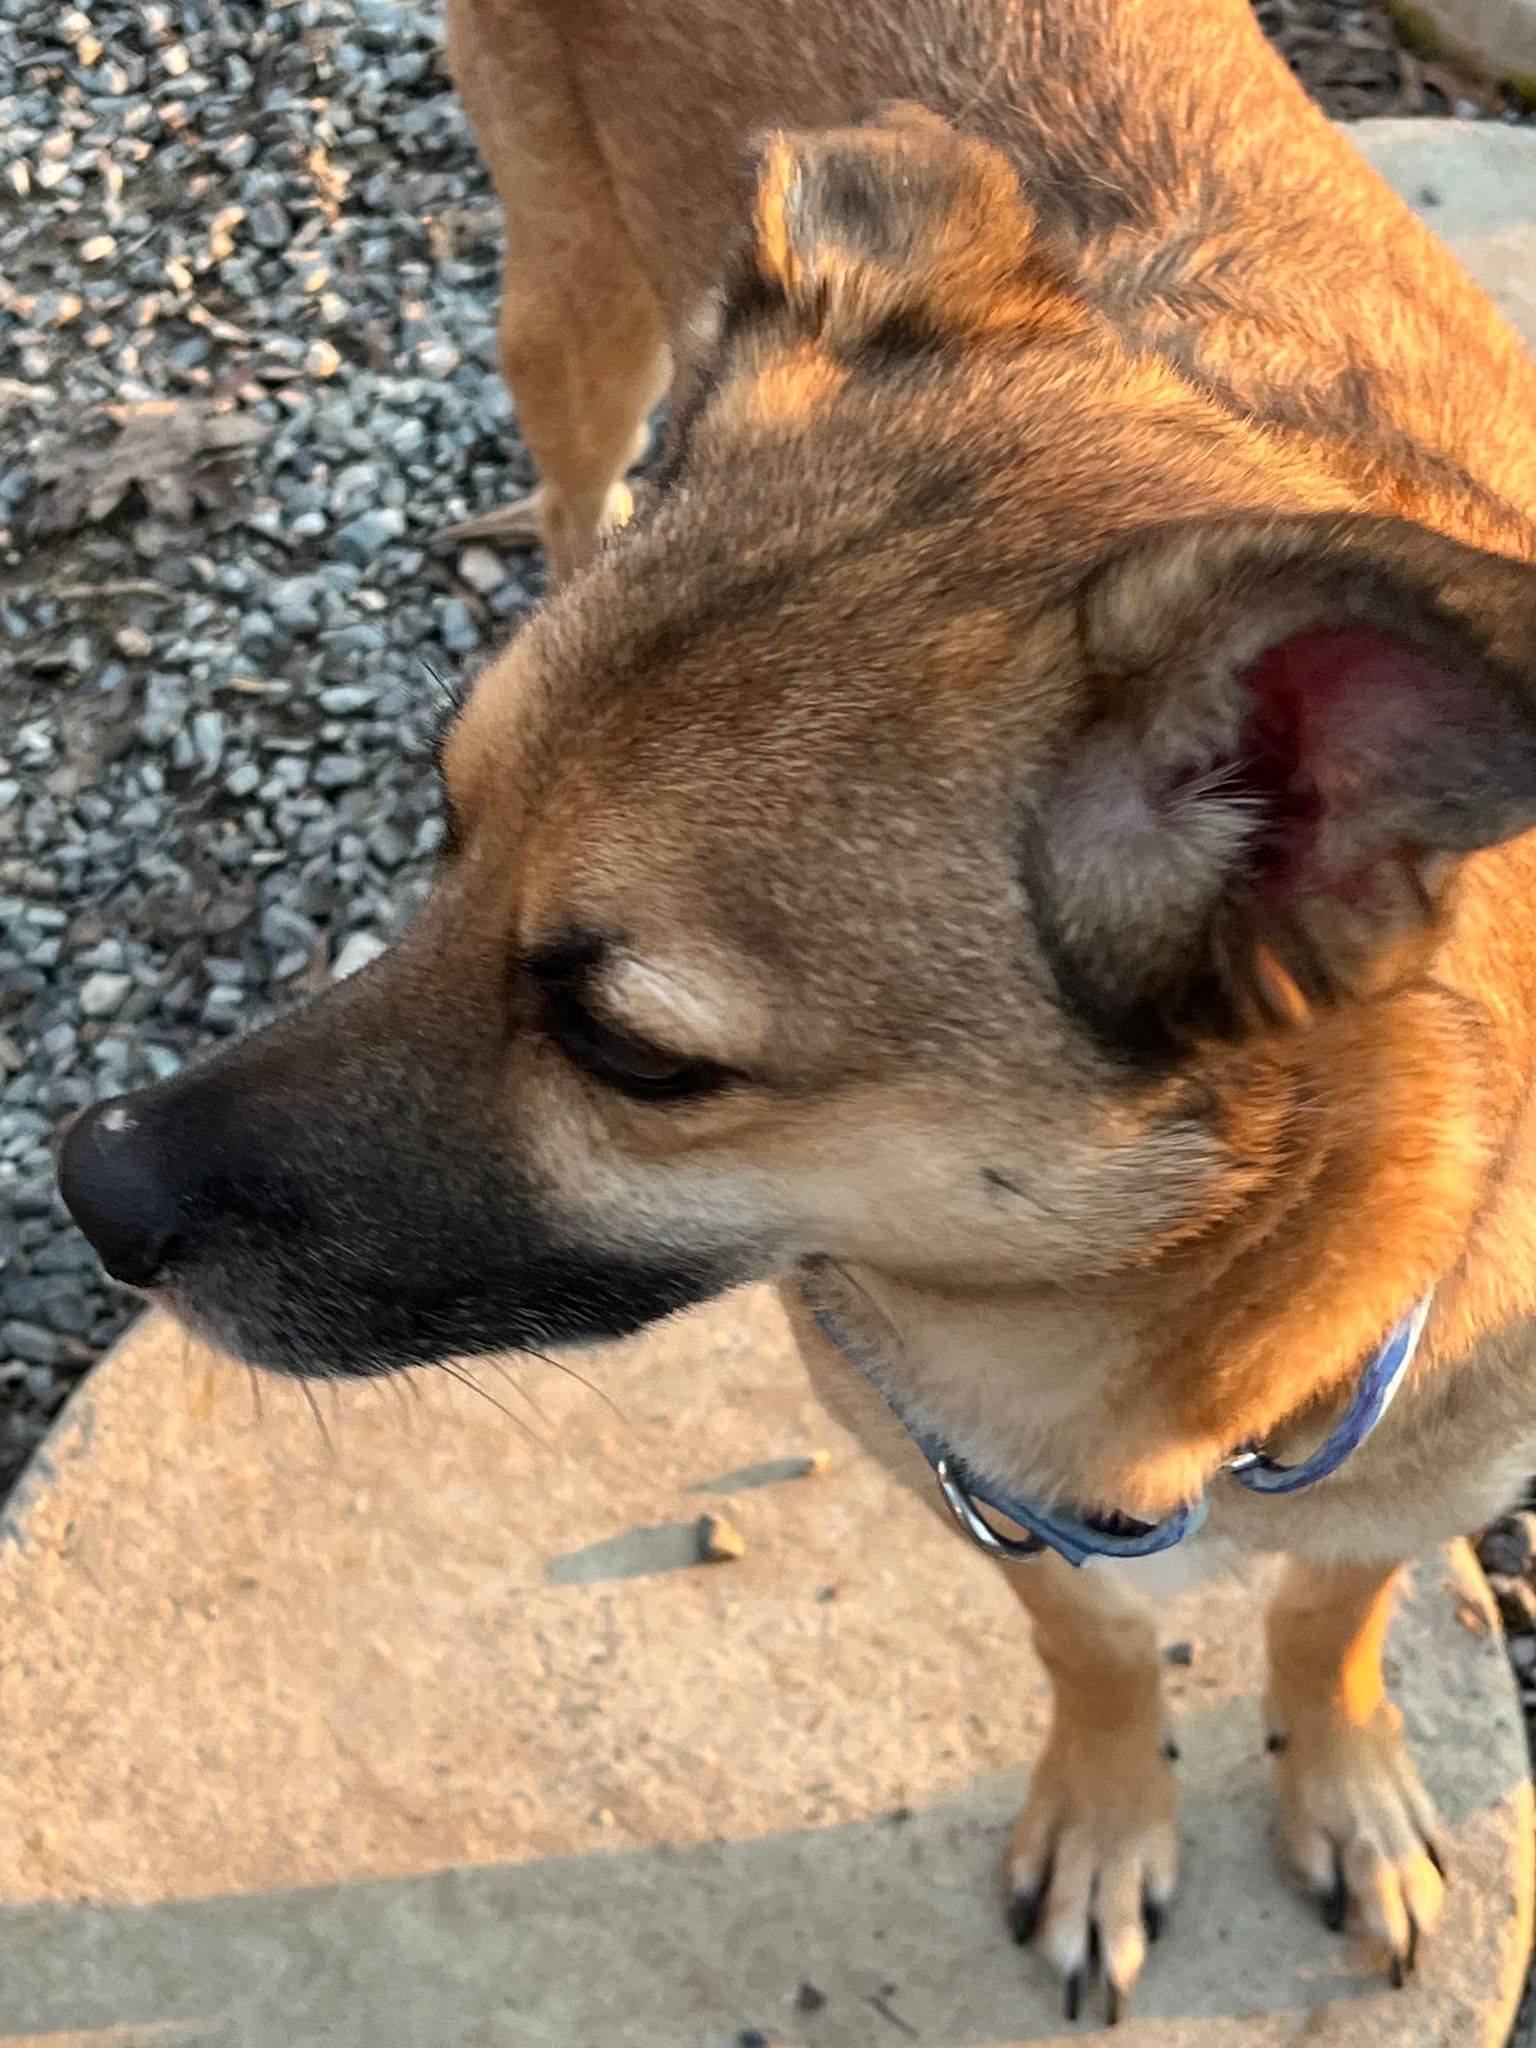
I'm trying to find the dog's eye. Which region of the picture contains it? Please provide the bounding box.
[542,985,728,1103]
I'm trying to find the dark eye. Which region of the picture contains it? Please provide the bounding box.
[542,984,728,1103]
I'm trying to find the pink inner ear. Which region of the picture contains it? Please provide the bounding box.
[1235,625,1455,903]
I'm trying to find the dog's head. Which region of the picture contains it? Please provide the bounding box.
[58,113,1536,1411]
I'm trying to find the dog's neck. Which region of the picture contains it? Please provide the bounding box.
[827,985,1506,1524]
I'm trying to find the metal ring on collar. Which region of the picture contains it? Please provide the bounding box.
[934,1457,1050,1562]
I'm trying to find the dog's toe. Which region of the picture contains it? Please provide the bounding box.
[1005,1746,1178,2023]
[1007,1875,1047,1947]
[1349,1834,1443,1984]
[1274,1709,1445,1982]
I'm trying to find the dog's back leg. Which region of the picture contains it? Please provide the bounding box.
[444,0,669,582]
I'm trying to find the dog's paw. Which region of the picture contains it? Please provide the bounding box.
[1005,1731,1178,2025]
[1269,1704,1445,1983]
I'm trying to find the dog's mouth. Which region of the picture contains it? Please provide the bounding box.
[145,1235,742,1381]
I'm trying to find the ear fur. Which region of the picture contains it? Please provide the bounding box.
[719,103,1086,362]
[1029,513,1536,1051]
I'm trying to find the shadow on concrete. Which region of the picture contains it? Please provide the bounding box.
[0,1761,1403,2048]
[544,1517,711,1584]
[685,1455,829,1495]
[0,1307,1524,2045]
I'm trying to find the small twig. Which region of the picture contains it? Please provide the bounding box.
[51,579,175,601]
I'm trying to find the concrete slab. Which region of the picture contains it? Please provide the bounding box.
[5,119,1536,2048]
[1352,119,1536,342]
[0,1295,1528,2048]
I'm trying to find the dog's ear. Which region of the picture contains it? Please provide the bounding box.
[1029,512,1536,1051]
[720,104,1084,359]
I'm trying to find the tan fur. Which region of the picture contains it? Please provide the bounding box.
[425,0,1536,2012]
[73,0,1536,2020]
[429,0,1536,2006]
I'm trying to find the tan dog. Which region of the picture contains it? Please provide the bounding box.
[56,0,1536,2024]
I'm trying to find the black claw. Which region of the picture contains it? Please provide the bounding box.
[1265,1731,1289,1755]
[1008,1887,1043,1947]
[1321,1850,1348,1934]
[1064,1970,1084,2023]
[1424,1837,1448,1882]
[1162,1736,1181,1763]
[1105,1981,1126,2027]
[1404,1914,1420,1979]
[1143,1894,1166,1944]
[1389,1952,1406,1991]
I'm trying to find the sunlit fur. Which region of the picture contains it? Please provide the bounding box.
[81,0,1536,2011]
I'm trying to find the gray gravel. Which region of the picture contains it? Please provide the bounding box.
[0,0,539,1492]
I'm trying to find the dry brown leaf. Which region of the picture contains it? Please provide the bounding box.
[28,398,267,535]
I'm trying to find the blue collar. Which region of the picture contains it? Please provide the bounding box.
[803,1283,1433,1569]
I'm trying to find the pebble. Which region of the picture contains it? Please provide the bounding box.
[696,1512,748,1564]
[144,1044,183,1082]
[317,684,379,715]
[334,506,407,563]
[1,1322,63,1368]
[331,929,387,980]
[77,971,132,1018]
[260,902,317,956]
[436,596,479,652]
[190,709,225,772]
[456,544,504,593]
[313,752,367,790]
[247,197,292,249]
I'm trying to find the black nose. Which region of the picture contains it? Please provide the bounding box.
[55,1098,181,1288]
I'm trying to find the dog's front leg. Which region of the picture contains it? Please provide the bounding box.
[1264,1558,1444,1982]
[1003,1554,1178,2024]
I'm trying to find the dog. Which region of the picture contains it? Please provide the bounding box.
[56,0,1536,2023]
